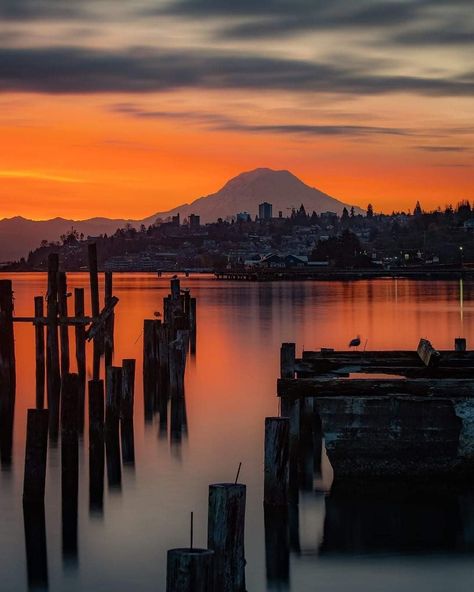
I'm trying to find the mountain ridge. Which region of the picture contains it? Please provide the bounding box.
[0,168,361,261]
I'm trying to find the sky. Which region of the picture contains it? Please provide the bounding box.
[0,0,473,220]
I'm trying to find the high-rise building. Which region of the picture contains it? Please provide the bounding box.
[189,214,200,229]
[259,202,273,220]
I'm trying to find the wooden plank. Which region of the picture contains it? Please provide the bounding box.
[297,364,474,379]
[13,316,94,325]
[417,338,441,367]
[277,377,474,399]
[85,297,119,341]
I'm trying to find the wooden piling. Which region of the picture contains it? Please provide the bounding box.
[88,243,101,378]
[74,289,86,383]
[61,374,79,501]
[105,366,122,488]
[58,271,70,375]
[171,277,181,300]
[455,338,467,352]
[46,254,61,439]
[208,483,246,592]
[280,343,296,378]
[74,288,86,432]
[166,548,214,592]
[88,243,100,319]
[88,379,104,513]
[143,320,157,420]
[104,270,114,368]
[121,359,135,465]
[157,322,170,391]
[34,296,45,409]
[0,279,16,397]
[280,343,295,417]
[264,417,290,506]
[23,409,49,503]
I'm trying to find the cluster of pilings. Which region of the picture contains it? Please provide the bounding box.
[22,360,136,587]
[167,481,246,592]
[0,244,145,589]
[143,277,196,441]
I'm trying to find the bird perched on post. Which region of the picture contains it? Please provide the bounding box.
[349,335,361,349]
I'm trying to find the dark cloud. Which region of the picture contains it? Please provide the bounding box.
[415,145,470,152]
[0,0,84,20]
[156,0,473,46]
[1,46,473,97]
[109,102,413,137]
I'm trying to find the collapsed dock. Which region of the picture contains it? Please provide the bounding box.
[277,339,474,479]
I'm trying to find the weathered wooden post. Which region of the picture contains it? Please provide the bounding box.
[143,319,157,421]
[171,277,181,301]
[74,288,86,432]
[34,296,45,409]
[104,270,114,369]
[264,417,290,506]
[157,322,170,391]
[189,297,197,354]
[88,242,100,320]
[61,373,79,561]
[23,409,49,503]
[0,279,16,398]
[46,254,61,440]
[280,343,295,378]
[121,359,135,465]
[280,343,295,417]
[280,344,299,501]
[58,271,70,375]
[166,548,214,592]
[88,242,101,379]
[208,483,246,592]
[74,289,86,383]
[23,501,48,589]
[106,366,122,488]
[89,379,104,513]
[299,397,314,491]
[455,337,467,352]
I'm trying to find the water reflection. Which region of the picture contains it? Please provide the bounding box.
[1,274,474,592]
[320,482,474,556]
[23,502,48,590]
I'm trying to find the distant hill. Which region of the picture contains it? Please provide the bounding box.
[0,168,361,261]
[0,216,135,262]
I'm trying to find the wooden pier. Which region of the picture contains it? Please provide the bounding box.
[275,339,474,480]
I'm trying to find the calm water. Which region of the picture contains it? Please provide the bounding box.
[1,273,474,592]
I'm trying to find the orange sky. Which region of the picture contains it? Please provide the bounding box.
[0,1,472,220]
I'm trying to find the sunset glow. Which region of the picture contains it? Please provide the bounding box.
[0,1,472,220]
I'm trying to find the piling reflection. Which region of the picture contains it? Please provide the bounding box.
[0,394,14,469]
[264,505,289,591]
[319,482,474,555]
[88,380,105,514]
[23,502,48,590]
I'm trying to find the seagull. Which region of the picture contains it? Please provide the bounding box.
[349,335,361,349]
